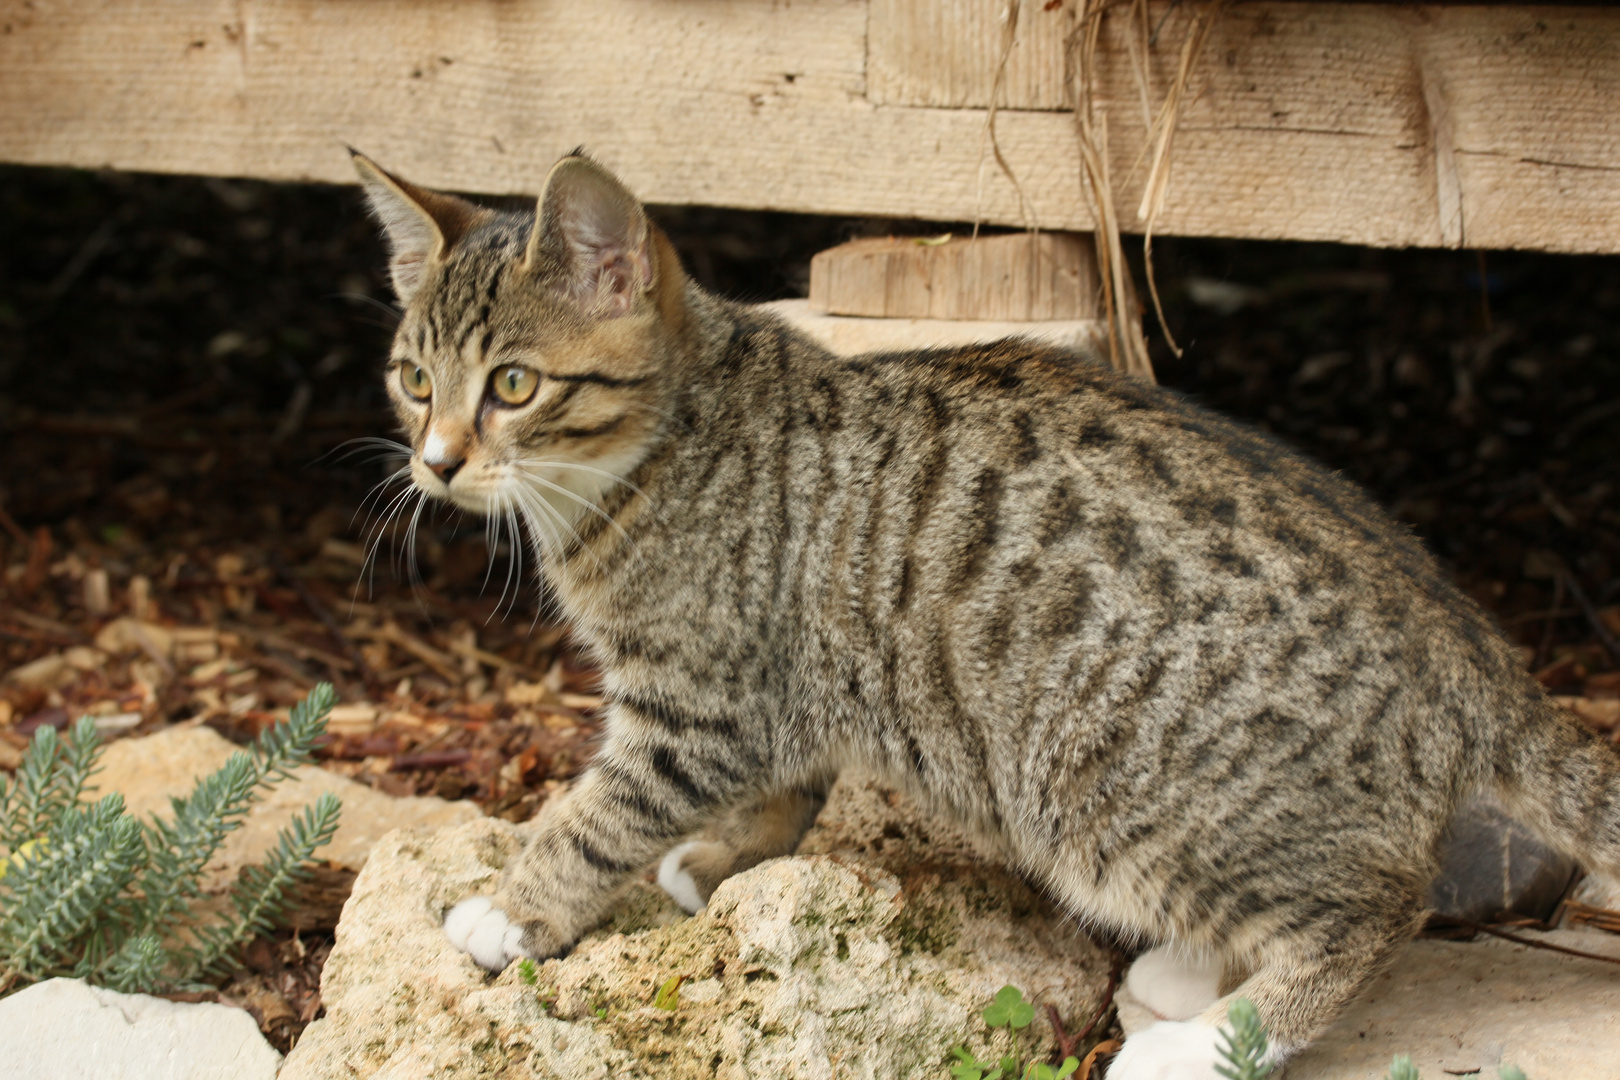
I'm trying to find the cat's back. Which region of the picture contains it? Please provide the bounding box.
[722,318,1527,762]
[768,327,1445,611]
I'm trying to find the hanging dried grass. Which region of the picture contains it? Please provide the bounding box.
[1064,0,1227,379]
[1068,0,1156,382]
[976,0,1041,239]
[1135,0,1228,358]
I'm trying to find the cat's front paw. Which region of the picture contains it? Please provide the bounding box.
[1106,1020,1223,1080]
[443,896,531,972]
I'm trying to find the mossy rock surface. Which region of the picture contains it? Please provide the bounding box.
[281,777,1110,1080]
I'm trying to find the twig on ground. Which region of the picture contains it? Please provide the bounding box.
[390,750,473,772]
[0,621,82,648]
[1466,922,1620,966]
[1076,948,1124,1042]
[1562,901,1620,935]
[366,623,462,684]
[1559,566,1620,666]
[443,636,545,682]
[1045,1003,1078,1064]
[269,552,380,693]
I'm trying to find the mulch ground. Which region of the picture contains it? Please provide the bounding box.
[1,165,1616,1052]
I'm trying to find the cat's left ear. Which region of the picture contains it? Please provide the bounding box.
[350,150,479,305]
[524,153,653,319]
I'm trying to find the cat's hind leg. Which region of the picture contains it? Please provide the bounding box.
[1108,889,1424,1079]
[658,781,830,913]
[1122,944,1224,1022]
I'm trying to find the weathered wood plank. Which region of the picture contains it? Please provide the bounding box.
[768,299,1108,356]
[868,0,1077,111]
[0,1,1615,253]
[809,233,1099,320]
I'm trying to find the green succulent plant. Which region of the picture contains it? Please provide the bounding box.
[0,684,341,995]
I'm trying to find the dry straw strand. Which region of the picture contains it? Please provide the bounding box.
[1069,0,1155,381]
[1062,0,1227,378]
[1136,0,1228,359]
[976,0,1041,240]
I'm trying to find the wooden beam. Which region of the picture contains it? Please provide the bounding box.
[768,299,1107,357]
[0,1,1616,254]
[868,0,1077,111]
[809,233,1099,321]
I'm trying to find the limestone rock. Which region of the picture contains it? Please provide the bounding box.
[1288,928,1620,1080]
[0,977,281,1080]
[1427,792,1576,924]
[92,724,480,891]
[281,777,1111,1080]
[1114,927,1620,1077]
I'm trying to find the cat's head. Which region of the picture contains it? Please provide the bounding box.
[352,150,686,543]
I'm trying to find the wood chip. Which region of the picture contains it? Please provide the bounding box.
[1555,695,1620,732]
[367,622,462,683]
[325,703,379,736]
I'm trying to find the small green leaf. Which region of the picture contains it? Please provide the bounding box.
[1498,1068,1529,1080]
[984,985,1033,1029]
[653,974,683,1011]
[949,1046,997,1080]
[517,958,538,986]
[1054,1058,1080,1079]
[1384,1055,1420,1080]
[594,1004,608,1019]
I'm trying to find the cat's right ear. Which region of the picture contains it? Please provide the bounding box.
[350,150,478,305]
[523,153,654,319]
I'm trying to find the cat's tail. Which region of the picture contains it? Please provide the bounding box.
[1493,693,1620,880]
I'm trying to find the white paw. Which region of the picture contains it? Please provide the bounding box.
[443,896,529,972]
[1107,1020,1223,1080]
[657,840,723,914]
[1125,945,1223,1021]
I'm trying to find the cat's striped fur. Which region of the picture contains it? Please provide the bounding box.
[356,151,1620,1075]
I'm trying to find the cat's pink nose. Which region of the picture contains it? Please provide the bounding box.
[428,457,465,483]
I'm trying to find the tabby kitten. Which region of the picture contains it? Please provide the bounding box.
[353,150,1620,1078]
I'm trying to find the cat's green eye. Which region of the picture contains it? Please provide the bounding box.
[399,364,432,400]
[491,365,540,406]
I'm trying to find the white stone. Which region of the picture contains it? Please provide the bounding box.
[91,725,480,891]
[0,977,280,1080]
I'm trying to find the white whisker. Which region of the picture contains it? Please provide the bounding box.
[401,490,431,596]
[515,481,605,577]
[501,498,527,620]
[355,481,419,603]
[513,457,654,507]
[323,436,414,470]
[515,468,634,546]
[352,465,413,529]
